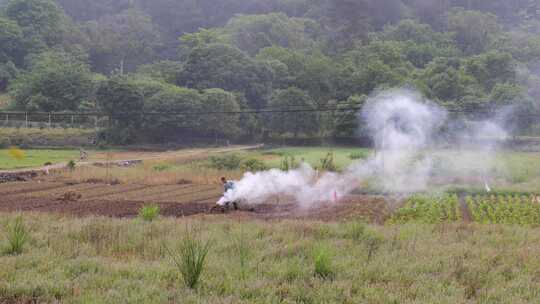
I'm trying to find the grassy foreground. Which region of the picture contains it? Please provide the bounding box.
[1,214,539,303]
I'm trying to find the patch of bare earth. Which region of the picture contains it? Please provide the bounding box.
[0,181,392,222]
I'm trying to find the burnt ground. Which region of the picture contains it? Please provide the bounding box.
[0,181,393,222]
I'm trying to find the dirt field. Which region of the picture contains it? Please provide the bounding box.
[0,180,391,222]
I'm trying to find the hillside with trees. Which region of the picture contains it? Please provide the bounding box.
[0,0,539,143]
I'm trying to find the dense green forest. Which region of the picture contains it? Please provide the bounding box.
[0,0,539,143]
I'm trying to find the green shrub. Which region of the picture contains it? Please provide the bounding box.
[241,158,267,172]
[280,154,299,171]
[153,164,172,172]
[349,151,369,160]
[209,154,243,170]
[166,229,211,289]
[363,230,384,262]
[4,215,28,255]
[138,205,160,222]
[347,221,367,241]
[320,152,337,171]
[67,160,76,171]
[313,246,333,279]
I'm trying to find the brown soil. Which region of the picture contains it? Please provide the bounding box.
[0,181,392,222]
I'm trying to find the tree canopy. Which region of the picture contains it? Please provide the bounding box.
[0,0,538,142]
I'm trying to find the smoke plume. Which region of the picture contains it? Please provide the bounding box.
[219,89,508,207]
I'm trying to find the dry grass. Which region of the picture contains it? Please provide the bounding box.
[1,214,540,303]
[54,160,244,185]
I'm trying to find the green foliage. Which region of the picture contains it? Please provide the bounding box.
[265,87,318,137]
[467,195,540,226]
[177,43,273,109]
[279,154,299,171]
[313,245,333,279]
[319,152,337,171]
[3,215,28,255]
[209,154,243,170]
[153,164,171,172]
[138,205,160,222]
[67,160,76,171]
[166,228,211,289]
[349,150,369,160]
[389,194,462,224]
[241,158,267,172]
[10,51,94,111]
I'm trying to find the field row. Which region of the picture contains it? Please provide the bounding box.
[390,193,540,226]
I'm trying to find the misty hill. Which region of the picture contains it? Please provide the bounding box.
[0,0,539,143]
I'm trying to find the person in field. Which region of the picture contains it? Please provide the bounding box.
[216,176,238,210]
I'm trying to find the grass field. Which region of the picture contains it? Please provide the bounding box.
[1,214,539,303]
[0,149,80,169]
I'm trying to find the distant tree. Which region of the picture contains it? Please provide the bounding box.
[10,51,94,111]
[0,17,23,63]
[200,88,241,138]
[0,62,18,92]
[6,0,67,54]
[223,13,319,56]
[82,9,161,74]
[96,75,145,143]
[463,51,516,91]
[136,61,183,85]
[446,8,501,54]
[143,85,203,141]
[332,95,366,137]
[265,87,318,137]
[56,0,131,22]
[177,43,273,109]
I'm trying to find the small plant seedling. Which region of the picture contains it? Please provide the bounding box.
[4,215,28,255]
[165,228,211,289]
[313,246,334,279]
[138,205,160,222]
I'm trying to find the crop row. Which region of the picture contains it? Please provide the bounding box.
[466,195,540,226]
[388,194,461,224]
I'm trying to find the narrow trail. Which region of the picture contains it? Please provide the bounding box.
[0,144,263,175]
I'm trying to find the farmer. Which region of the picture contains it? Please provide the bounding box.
[219,176,238,210]
[79,148,88,161]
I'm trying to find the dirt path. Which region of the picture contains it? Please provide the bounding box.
[0,145,263,178]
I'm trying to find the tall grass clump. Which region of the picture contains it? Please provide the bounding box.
[234,229,251,281]
[138,204,160,222]
[4,215,28,255]
[349,151,369,160]
[313,245,334,279]
[166,228,211,289]
[320,152,337,171]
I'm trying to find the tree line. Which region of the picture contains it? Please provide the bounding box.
[0,0,539,143]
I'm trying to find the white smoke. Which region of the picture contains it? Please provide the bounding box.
[218,90,508,207]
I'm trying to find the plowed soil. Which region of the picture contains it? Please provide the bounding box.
[0,181,392,222]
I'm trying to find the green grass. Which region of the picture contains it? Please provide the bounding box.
[262,146,373,169]
[1,214,540,303]
[0,149,80,169]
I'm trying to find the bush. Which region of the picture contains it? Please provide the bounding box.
[138,205,160,222]
[313,246,333,279]
[347,221,367,241]
[320,152,337,171]
[241,158,267,172]
[280,154,299,171]
[4,215,28,255]
[67,160,76,171]
[166,229,211,289]
[349,151,369,160]
[209,154,243,170]
[153,164,172,172]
